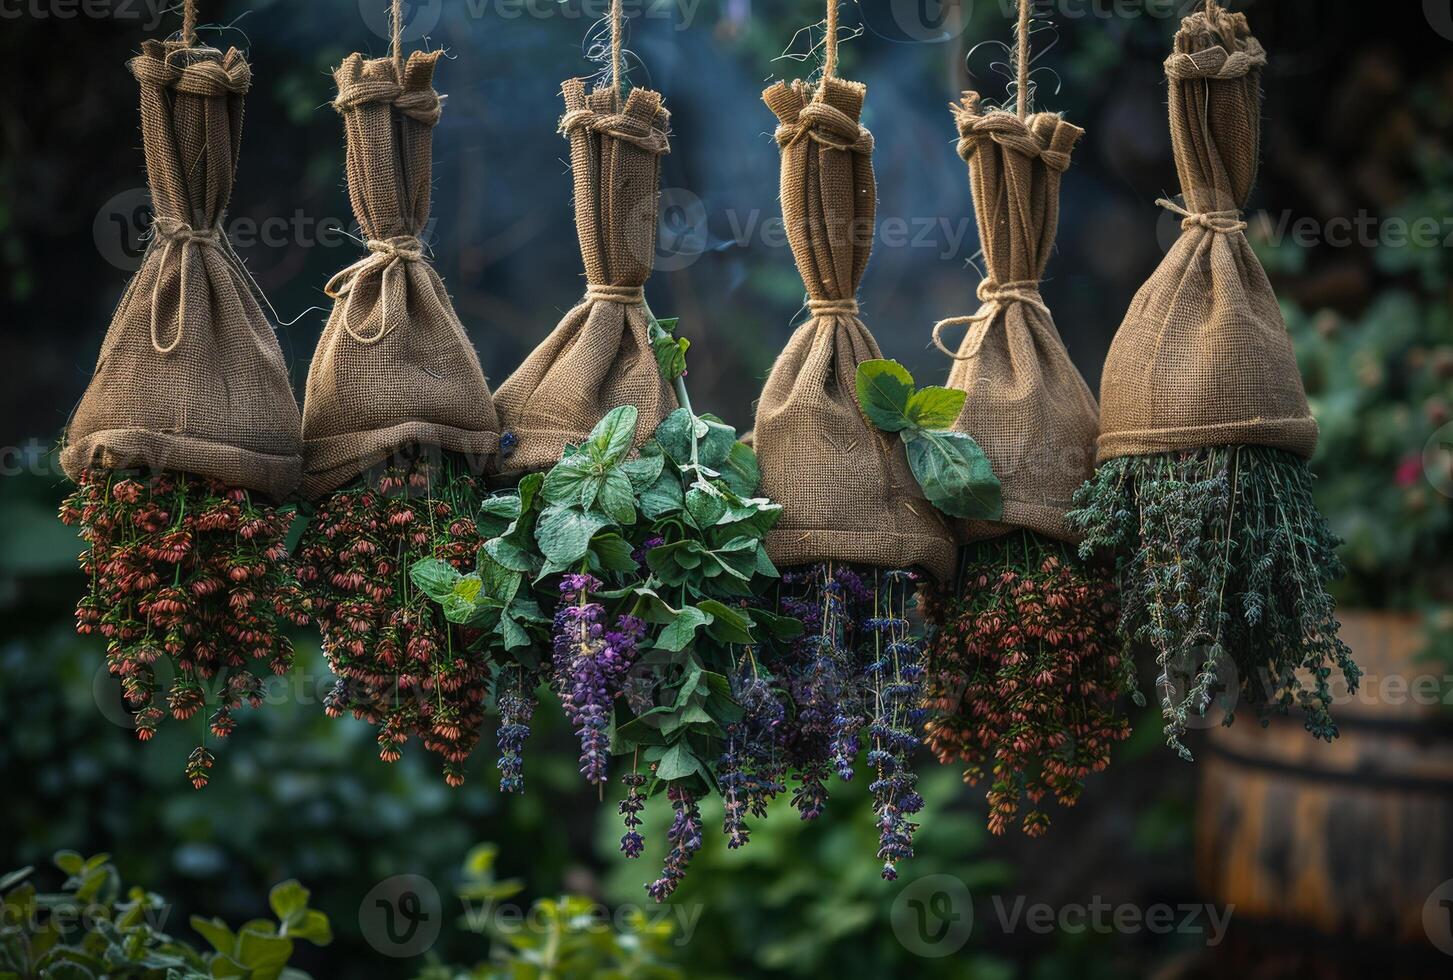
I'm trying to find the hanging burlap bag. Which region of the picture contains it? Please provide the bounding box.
[300,51,500,498]
[1097,4,1317,463]
[61,41,302,501]
[935,94,1097,544]
[494,78,675,473]
[754,77,954,583]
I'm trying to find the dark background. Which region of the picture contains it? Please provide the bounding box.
[2,1,1451,977]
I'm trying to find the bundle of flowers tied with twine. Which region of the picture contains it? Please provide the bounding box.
[294,45,501,787]
[58,22,307,788]
[1069,0,1358,759]
[923,81,1130,836]
[754,60,952,880]
[493,77,675,473]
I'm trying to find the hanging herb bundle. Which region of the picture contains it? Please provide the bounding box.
[753,22,999,879]
[492,75,676,474]
[412,380,798,901]
[919,13,1130,836]
[58,15,306,787]
[294,43,502,787]
[1067,1,1358,759]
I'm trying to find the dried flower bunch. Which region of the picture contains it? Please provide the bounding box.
[295,453,493,786]
[921,533,1130,836]
[59,471,307,787]
[1070,447,1357,758]
[771,564,932,880]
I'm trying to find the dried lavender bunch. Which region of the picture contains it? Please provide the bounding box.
[296,452,490,786]
[494,663,540,794]
[1069,446,1359,760]
[775,563,932,879]
[718,657,788,848]
[550,573,646,786]
[921,533,1131,836]
[59,469,306,788]
[646,786,703,902]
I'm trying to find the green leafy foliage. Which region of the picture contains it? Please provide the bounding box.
[854,359,1003,521]
[0,853,328,980]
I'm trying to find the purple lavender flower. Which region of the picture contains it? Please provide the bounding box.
[552,575,646,785]
[647,786,703,902]
[496,668,536,794]
[619,771,647,858]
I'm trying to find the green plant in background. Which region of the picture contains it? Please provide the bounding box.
[1268,135,1453,672]
[413,845,682,980]
[0,852,330,979]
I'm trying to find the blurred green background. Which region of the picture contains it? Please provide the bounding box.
[2,1,1451,976]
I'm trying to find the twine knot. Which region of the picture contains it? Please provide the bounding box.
[325,235,426,345]
[148,218,223,355]
[559,107,670,155]
[1157,198,1248,235]
[585,284,646,305]
[931,279,1048,359]
[777,101,874,155]
[807,297,860,318]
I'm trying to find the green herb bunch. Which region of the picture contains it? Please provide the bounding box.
[411,314,800,901]
[1069,446,1360,759]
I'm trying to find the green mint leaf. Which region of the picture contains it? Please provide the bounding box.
[476,551,521,607]
[855,359,916,433]
[597,469,637,526]
[696,600,755,644]
[409,558,461,603]
[620,453,665,492]
[535,506,610,566]
[653,334,690,381]
[589,532,638,573]
[720,440,760,496]
[588,404,639,465]
[905,385,967,430]
[656,605,714,652]
[639,469,685,520]
[542,454,596,507]
[654,743,699,781]
[905,429,1003,520]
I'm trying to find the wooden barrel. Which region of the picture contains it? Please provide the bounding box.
[1195,610,1453,946]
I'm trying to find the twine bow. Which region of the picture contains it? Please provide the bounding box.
[148,218,224,355]
[324,235,426,345]
[931,279,1049,359]
[1156,197,1248,235]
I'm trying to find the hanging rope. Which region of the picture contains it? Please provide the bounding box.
[1015,0,1031,118]
[823,0,839,81]
[181,0,197,45]
[392,0,405,79]
[611,0,625,99]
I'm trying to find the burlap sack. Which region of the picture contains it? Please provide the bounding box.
[1097,4,1317,464]
[300,52,500,498]
[754,77,954,584]
[61,41,302,501]
[493,79,675,473]
[939,94,1097,544]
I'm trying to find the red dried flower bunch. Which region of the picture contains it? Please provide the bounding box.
[294,453,489,787]
[921,533,1132,837]
[58,469,307,788]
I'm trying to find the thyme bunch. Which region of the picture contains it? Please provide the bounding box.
[1069,446,1359,759]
